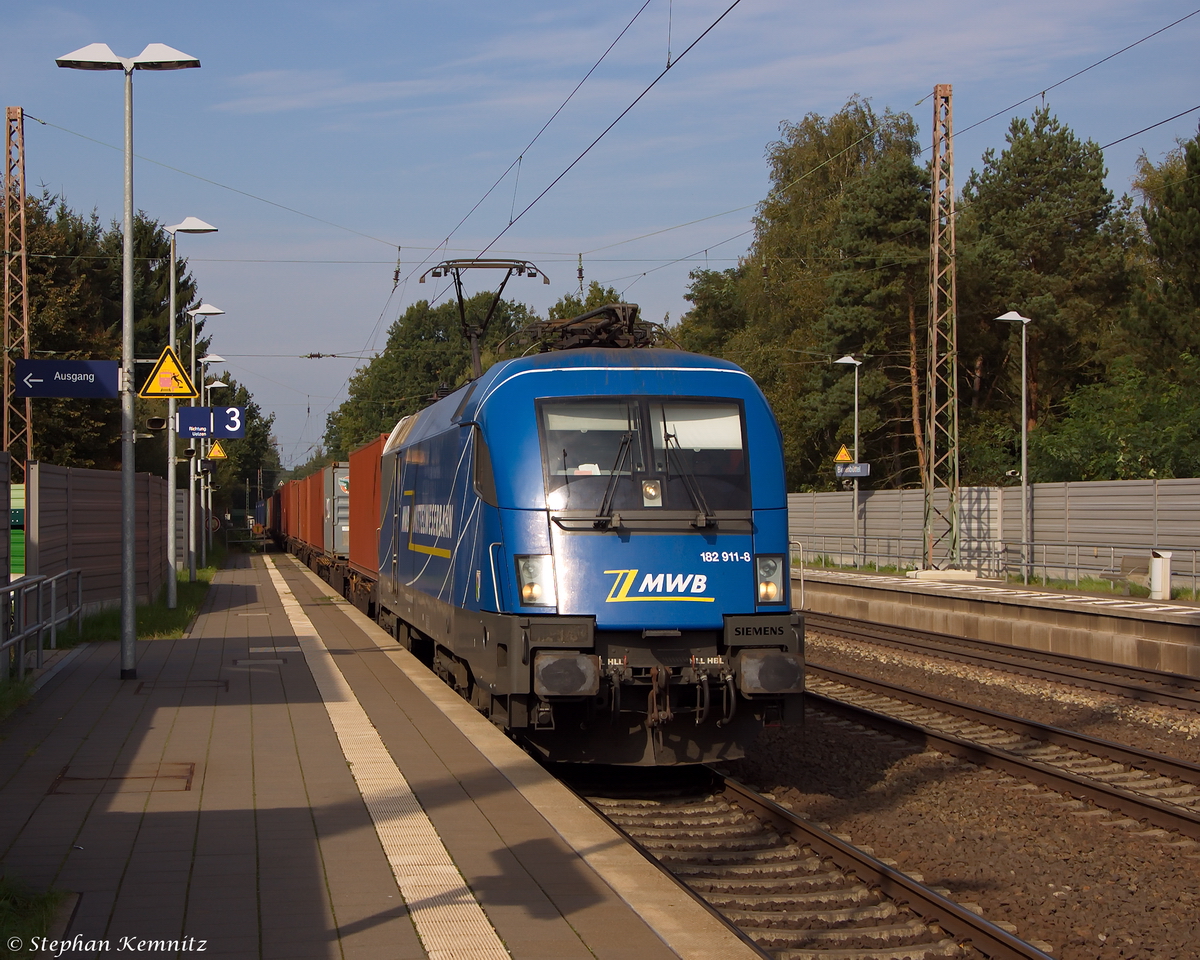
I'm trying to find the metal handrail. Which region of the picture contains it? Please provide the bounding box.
[790,534,1200,598]
[1,569,85,681]
[789,539,804,610]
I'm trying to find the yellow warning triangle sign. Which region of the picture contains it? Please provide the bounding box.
[138,346,198,399]
[208,440,229,460]
[834,444,853,463]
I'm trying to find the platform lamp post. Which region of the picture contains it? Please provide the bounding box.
[201,374,228,568]
[165,218,217,610]
[996,311,1033,584]
[56,43,201,681]
[834,355,862,566]
[186,304,224,582]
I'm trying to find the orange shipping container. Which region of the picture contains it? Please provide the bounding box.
[298,470,324,553]
[348,434,387,578]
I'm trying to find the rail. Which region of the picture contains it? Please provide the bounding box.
[1,570,85,681]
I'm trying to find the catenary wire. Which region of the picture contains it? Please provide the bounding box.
[472,0,747,260]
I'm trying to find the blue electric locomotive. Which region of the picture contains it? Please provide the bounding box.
[375,311,803,764]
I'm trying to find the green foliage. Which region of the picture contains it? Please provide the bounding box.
[0,875,66,956]
[323,293,534,459]
[676,102,1200,488]
[958,107,1132,451]
[1131,128,1200,367]
[61,562,217,643]
[675,268,747,356]
[21,193,281,500]
[25,196,123,468]
[677,98,925,490]
[205,378,281,516]
[0,676,34,722]
[1030,357,1200,481]
[547,281,623,320]
[821,138,929,487]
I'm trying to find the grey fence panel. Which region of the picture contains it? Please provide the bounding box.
[789,477,1200,581]
[27,461,170,610]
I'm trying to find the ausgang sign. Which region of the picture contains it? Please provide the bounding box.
[14,359,120,398]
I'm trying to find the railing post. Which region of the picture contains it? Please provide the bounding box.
[50,576,58,650]
[15,585,26,681]
[76,570,84,640]
[35,581,45,669]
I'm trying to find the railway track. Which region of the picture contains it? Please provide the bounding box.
[568,770,1052,960]
[807,664,1200,840]
[804,612,1200,711]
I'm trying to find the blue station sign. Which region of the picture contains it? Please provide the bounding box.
[15,359,119,398]
[176,406,246,439]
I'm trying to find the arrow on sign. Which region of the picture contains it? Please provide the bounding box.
[23,373,43,389]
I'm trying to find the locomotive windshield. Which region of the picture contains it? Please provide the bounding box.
[539,397,749,512]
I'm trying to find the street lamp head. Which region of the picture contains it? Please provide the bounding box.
[995,310,1033,325]
[167,216,217,235]
[127,43,201,70]
[56,43,200,72]
[834,355,861,366]
[201,354,225,364]
[206,380,229,390]
[188,303,225,318]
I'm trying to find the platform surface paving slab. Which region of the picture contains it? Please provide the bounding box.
[0,554,756,960]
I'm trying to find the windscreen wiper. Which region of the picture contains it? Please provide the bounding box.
[595,432,632,529]
[663,430,716,528]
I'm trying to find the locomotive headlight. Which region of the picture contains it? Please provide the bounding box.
[755,555,785,604]
[516,555,557,607]
[641,479,662,507]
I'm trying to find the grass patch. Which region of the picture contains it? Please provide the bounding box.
[0,677,35,723]
[1005,573,1151,597]
[0,875,67,956]
[54,543,226,646]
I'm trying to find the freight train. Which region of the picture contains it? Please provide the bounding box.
[266,304,803,765]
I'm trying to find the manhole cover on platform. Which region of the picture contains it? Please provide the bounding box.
[49,762,195,795]
[134,680,229,694]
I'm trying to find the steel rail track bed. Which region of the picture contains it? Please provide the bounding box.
[807,664,1200,841]
[569,771,1052,960]
[804,612,1200,711]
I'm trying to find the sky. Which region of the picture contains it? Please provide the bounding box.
[1,1,1198,468]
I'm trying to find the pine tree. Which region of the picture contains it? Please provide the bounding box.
[957,106,1131,482]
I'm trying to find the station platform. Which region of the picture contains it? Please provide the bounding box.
[797,567,1200,677]
[0,554,758,960]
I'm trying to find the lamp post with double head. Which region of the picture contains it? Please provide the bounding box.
[185,305,224,581]
[56,43,201,680]
[996,310,1033,583]
[835,355,863,564]
[164,218,217,609]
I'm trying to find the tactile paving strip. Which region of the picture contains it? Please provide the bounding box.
[265,558,510,960]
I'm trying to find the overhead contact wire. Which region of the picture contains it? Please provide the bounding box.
[475,0,747,259]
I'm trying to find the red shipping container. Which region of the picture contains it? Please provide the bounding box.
[299,470,324,553]
[348,434,388,578]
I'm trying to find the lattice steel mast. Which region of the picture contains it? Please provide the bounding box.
[3,106,32,482]
[923,84,960,568]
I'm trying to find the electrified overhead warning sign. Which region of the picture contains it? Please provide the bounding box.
[138,346,198,399]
